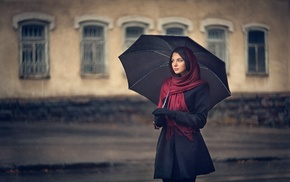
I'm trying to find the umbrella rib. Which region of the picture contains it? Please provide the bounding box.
[153,50,170,58]
[123,50,171,58]
[163,42,174,51]
[130,62,169,89]
[199,64,231,96]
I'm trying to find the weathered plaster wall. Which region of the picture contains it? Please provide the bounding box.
[0,0,289,100]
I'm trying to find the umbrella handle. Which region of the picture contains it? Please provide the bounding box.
[154,90,169,130]
[153,121,160,130]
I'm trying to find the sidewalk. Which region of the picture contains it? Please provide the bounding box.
[1,121,290,172]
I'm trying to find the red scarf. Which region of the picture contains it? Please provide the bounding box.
[158,48,205,141]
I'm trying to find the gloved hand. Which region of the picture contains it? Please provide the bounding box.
[152,108,177,119]
[153,115,166,128]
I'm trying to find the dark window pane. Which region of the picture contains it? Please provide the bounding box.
[126,27,144,38]
[35,44,44,62]
[83,43,93,62]
[248,31,264,44]
[166,27,184,36]
[83,43,93,73]
[22,44,33,63]
[208,29,225,39]
[248,46,256,72]
[95,43,105,73]
[257,46,266,72]
[247,30,266,73]
[22,25,44,39]
[83,26,103,38]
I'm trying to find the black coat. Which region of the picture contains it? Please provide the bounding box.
[154,83,215,180]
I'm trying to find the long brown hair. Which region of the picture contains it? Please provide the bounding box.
[168,46,192,76]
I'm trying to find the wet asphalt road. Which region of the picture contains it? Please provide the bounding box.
[1,121,290,182]
[2,159,290,182]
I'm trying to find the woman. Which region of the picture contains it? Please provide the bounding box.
[152,46,215,182]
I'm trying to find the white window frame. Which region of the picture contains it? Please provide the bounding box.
[13,12,54,79]
[117,15,154,50]
[75,15,113,78]
[158,17,193,36]
[163,23,187,36]
[206,26,228,71]
[201,18,233,74]
[123,22,147,50]
[80,22,106,76]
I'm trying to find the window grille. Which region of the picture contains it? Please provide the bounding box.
[247,30,266,73]
[81,25,105,75]
[20,23,49,78]
[125,26,144,49]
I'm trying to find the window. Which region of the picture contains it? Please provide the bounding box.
[163,23,186,36]
[75,16,113,77]
[166,27,184,36]
[117,16,154,50]
[81,24,106,75]
[247,30,267,74]
[206,27,227,64]
[19,22,49,78]
[163,23,187,36]
[201,18,233,73]
[125,26,144,49]
[243,23,269,75]
[13,12,54,79]
[158,17,192,36]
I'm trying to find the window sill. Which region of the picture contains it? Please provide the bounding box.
[20,75,50,80]
[81,73,109,79]
[246,72,269,77]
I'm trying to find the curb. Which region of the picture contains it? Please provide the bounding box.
[1,156,290,174]
[0,162,124,174]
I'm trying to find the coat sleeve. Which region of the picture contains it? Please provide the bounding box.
[172,83,210,129]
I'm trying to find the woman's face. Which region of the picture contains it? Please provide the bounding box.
[171,52,188,76]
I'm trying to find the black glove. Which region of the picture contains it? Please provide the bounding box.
[152,108,177,119]
[153,115,166,128]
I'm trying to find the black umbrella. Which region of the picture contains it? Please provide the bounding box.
[118,34,231,110]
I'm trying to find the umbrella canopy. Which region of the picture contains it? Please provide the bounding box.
[118,34,231,110]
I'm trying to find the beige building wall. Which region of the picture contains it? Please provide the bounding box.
[0,0,289,99]
[288,0,290,93]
